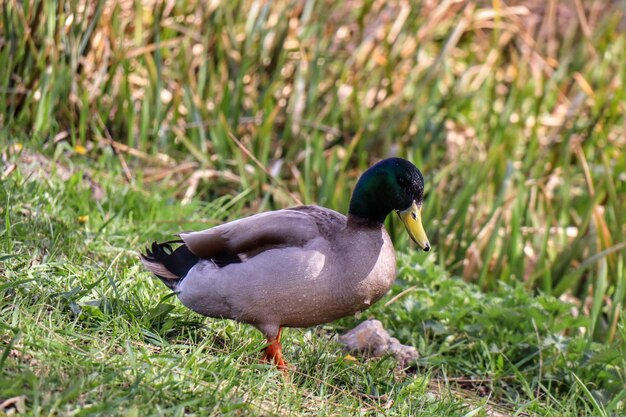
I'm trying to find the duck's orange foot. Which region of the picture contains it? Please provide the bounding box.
[261,327,288,370]
[261,340,287,369]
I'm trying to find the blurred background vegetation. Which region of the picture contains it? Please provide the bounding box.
[2,0,625,339]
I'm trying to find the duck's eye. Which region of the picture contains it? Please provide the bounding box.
[397,176,408,187]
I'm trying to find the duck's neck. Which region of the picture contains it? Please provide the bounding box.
[348,174,393,224]
[347,213,385,229]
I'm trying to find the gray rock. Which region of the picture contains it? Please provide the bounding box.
[338,319,418,368]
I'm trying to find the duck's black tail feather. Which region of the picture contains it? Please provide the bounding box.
[140,240,199,290]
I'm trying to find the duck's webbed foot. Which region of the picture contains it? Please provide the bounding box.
[261,327,288,370]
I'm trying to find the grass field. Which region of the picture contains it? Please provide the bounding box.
[2,0,626,415]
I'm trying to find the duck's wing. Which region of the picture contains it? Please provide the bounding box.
[179,207,326,259]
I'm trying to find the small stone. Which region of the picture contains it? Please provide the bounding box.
[338,319,418,368]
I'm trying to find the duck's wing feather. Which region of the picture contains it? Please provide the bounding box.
[179,208,328,259]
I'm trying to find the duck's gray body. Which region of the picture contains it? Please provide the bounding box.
[142,206,397,340]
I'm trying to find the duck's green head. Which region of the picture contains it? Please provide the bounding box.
[349,157,430,251]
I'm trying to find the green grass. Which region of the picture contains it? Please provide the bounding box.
[1,155,624,415]
[2,0,626,415]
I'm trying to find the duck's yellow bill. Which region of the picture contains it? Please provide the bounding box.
[397,201,430,251]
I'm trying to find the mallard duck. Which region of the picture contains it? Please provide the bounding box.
[140,157,430,368]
